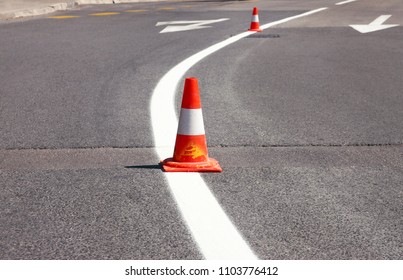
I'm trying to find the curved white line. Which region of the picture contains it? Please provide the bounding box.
[150,31,256,260]
[150,7,327,260]
[336,0,357,6]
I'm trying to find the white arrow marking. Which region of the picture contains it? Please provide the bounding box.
[156,18,229,33]
[350,15,399,33]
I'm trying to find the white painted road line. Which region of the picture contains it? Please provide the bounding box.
[150,7,328,260]
[150,31,255,260]
[165,173,256,259]
[336,0,357,5]
[260,7,328,30]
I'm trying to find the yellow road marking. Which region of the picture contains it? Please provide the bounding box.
[158,7,175,10]
[48,15,80,19]
[89,12,120,16]
[124,9,148,13]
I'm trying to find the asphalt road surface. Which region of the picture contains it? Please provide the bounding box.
[1,0,402,259]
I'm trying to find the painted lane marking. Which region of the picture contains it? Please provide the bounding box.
[45,4,193,21]
[89,12,120,16]
[260,7,328,29]
[150,7,328,260]
[124,10,148,13]
[336,0,357,5]
[48,15,80,19]
[156,19,229,33]
[158,7,175,11]
[350,15,399,33]
[151,31,258,260]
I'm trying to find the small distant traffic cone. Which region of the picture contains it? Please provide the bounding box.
[248,7,262,32]
[161,77,222,172]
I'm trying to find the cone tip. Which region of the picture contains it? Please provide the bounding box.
[182,77,201,109]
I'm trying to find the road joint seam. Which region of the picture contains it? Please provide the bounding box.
[1,143,402,153]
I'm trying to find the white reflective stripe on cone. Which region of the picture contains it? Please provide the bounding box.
[177,108,206,135]
[252,15,259,22]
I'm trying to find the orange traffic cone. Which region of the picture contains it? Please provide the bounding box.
[248,7,262,32]
[161,77,222,172]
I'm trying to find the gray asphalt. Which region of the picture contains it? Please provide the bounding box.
[1,0,402,260]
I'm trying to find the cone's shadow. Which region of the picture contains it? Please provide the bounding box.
[125,164,162,170]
